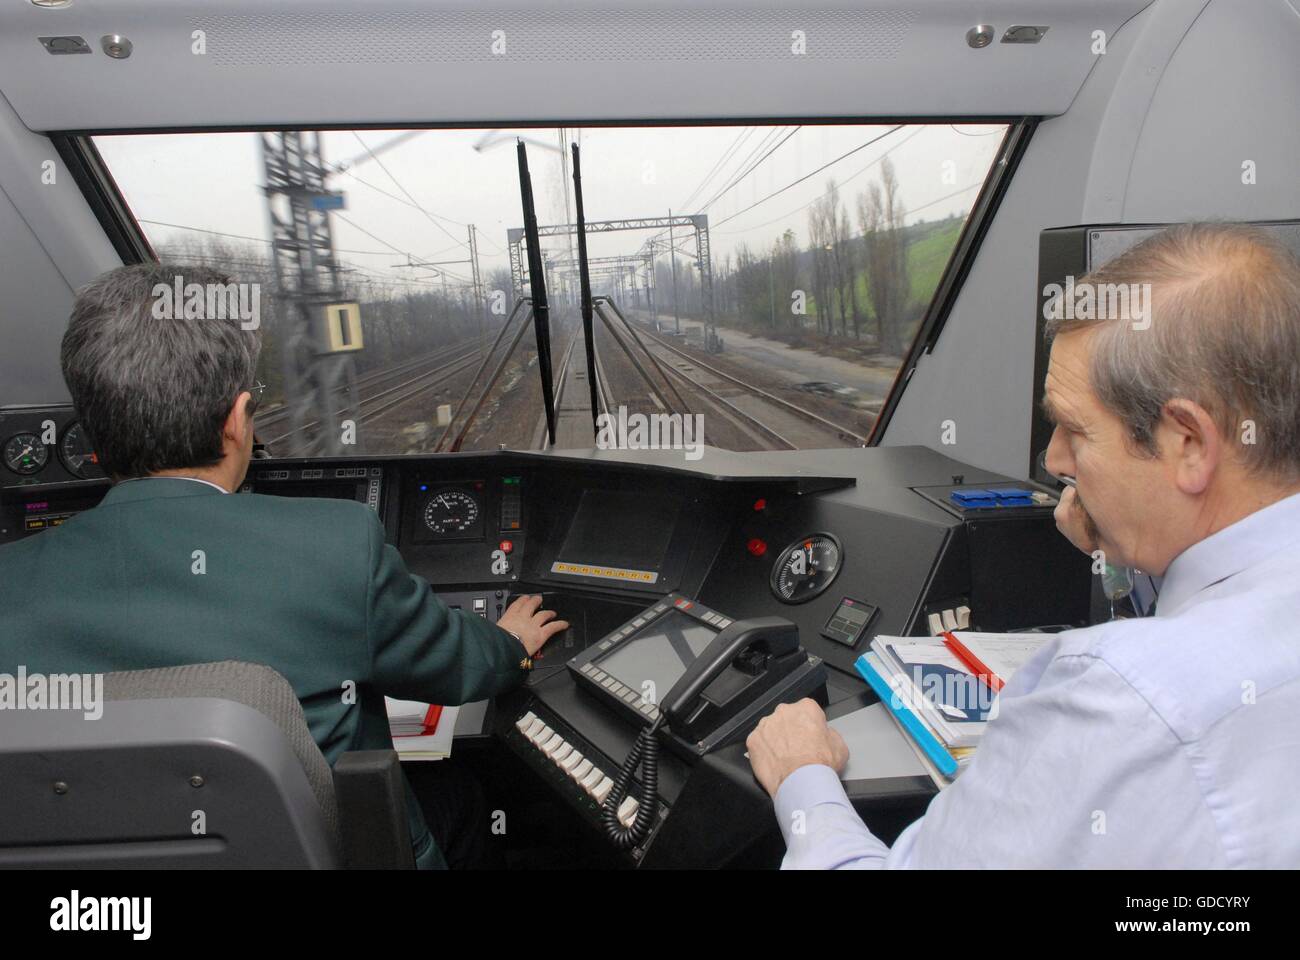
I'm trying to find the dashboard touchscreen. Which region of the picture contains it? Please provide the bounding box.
[594,609,718,704]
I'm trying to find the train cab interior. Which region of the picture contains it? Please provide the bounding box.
[1,0,1298,872]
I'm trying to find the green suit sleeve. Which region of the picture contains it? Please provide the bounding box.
[362,509,527,703]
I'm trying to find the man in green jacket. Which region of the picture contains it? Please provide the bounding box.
[0,263,567,869]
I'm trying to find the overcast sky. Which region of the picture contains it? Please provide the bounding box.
[96,122,1005,295]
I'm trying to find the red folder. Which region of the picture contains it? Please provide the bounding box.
[941,631,1004,693]
[392,704,443,738]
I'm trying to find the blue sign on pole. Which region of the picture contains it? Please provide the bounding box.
[311,193,346,211]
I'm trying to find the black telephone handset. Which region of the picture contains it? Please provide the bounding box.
[602,616,809,850]
[662,617,800,741]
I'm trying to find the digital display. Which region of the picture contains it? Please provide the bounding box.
[595,610,717,704]
[255,481,361,502]
[822,598,878,648]
[500,476,523,531]
[556,489,679,573]
[837,605,871,627]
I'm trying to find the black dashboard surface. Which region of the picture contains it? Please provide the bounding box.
[2,427,1094,866]
[4,440,1090,697]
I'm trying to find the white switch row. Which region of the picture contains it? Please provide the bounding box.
[927,604,972,635]
[516,711,617,809]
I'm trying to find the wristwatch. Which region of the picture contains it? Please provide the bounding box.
[504,628,533,671]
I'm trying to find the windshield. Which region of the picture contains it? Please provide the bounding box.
[94,122,1009,458]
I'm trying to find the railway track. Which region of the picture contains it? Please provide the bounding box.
[586,311,864,450]
[256,340,480,432]
[634,322,870,446]
[531,328,585,449]
[590,320,788,450]
[261,343,482,448]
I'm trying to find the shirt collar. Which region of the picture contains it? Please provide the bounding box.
[1156,491,1300,617]
[119,475,229,493]
[102,476,230,505]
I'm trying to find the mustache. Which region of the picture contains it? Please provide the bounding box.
[1070,488,1103,548]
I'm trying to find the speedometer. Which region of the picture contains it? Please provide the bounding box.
[59,421,105,480]
[3,433,49,476]
[770,533,843,604]
[422,489,480,536]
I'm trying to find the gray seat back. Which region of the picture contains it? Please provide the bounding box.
[0,660,341,868]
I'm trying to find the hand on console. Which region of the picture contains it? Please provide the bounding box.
[498,594,570,657]
[745,698,849,798]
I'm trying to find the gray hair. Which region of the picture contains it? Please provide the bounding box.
[60,263,262,478]
[1044,222,1300,483]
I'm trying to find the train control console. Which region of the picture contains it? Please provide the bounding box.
[1,418,1093,866]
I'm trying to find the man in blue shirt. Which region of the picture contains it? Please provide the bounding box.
[747,222,1300,868]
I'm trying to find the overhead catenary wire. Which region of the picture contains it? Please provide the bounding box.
[711,125,905,230]
[351,132,471,252]
[334,213,473,285]
[634,124,893,271]
[139,218,394,258]
[675,126,756,213]
[161,254,470,292]
[149,217,472,292]
[697,125,802,213]
[337,149,507,258]
[627,125,800,289]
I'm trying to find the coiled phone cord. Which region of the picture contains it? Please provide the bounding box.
[601,716,664,849]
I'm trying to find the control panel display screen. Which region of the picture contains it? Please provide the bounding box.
[595,609,717,704]
[556,489,679,574]
[254,481,362,501]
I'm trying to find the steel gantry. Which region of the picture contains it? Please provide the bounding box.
[505,214,715,341]
[260,131,359,457]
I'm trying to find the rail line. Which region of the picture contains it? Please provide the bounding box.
[634,321,870,446]
[256,340,481,432]
[592,320,796,450]
[652,348,798,449]
[261,344,481,447]
[531,327,586,449]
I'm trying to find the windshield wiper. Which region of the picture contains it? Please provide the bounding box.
[570,142,600,438]
[517,140,558,446]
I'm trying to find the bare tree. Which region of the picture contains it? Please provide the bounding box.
[856,157,910,355]
[772,229,801,330]
[807,189,835,336]
[828,182,860,338]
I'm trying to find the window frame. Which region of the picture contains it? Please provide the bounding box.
[53,115,1036,448]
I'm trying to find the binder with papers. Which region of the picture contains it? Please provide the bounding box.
[855,631,1051,787]
[873,636,994,747]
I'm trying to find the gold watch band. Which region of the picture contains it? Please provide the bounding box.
[504,627,532,670]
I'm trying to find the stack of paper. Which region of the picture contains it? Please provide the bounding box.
[872,637,993,748]
[384,697,459,761]
[855,631,1052,786]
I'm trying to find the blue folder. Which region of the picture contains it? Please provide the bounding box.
[855,652,959,778]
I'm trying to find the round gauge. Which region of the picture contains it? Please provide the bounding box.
[423,489,480,536]
[3,432,50,476]
[59,421,104,480]
[770,533,843,604]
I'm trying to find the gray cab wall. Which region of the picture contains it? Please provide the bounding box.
[882,0,1300,476]
[0,92,120,405]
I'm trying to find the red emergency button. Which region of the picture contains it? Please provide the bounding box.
[499,540,513,554]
